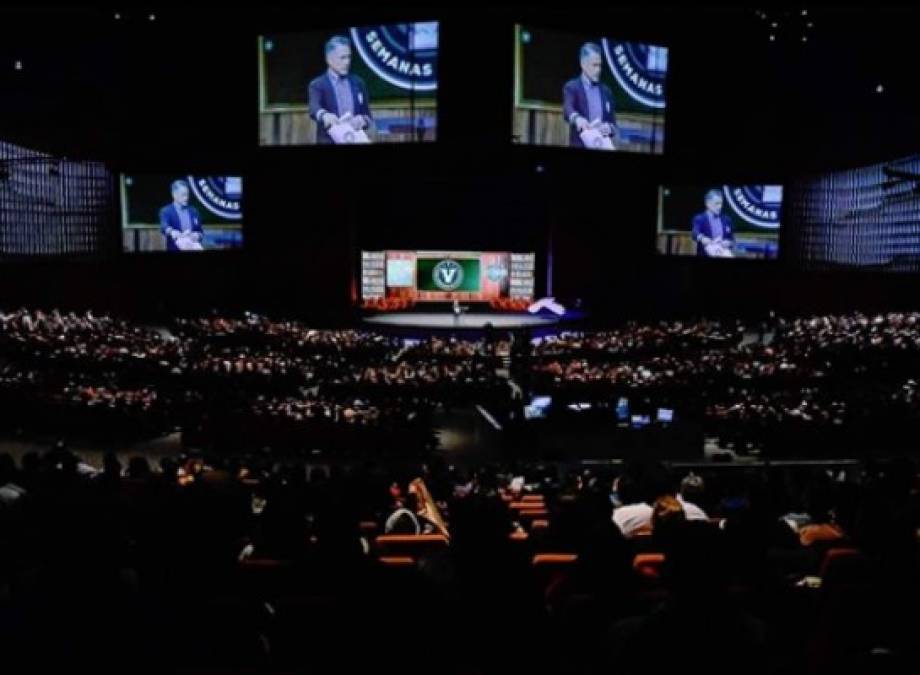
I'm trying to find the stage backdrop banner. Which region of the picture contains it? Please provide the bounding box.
[360,250,536,304]
[416,257,481,293]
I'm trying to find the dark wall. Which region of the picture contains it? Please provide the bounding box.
[0,5,919,323]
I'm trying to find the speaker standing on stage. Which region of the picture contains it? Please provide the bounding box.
[562,42,618,148]
[308,36,374,144]
[159,180,203,252]
[692,190,735,257]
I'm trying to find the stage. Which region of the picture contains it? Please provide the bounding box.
[362,311,563,329]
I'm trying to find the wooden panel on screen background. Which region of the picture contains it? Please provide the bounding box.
[123,225,242,253]
[514,109,663,154]
[260,108,437,146]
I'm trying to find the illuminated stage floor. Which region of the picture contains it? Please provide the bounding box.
[362,312,562,329]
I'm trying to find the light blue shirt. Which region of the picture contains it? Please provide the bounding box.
[174,203,192,232]
[328,69,354,117]
[581,73,603,124]
[707,211,724,240]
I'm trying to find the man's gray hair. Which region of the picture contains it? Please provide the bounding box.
[325,35,351,55]
[704,189,723,203]
[579,42,602,61]
[171,180,189,193]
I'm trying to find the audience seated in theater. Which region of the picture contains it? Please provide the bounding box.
[651,494,687,548]
[612,461,708,537]
[678,471,709,519]
[384,483,426,535]
[605,521,769,674]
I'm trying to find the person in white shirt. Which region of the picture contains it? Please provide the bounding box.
[678,472,709,521]
[611,463,708,537]
[611,467,658,537]
[677,495,708,521]
[612,500,654,538]
[613,495,708,538]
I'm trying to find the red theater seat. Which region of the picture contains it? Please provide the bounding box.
[532,554,578,595]
[517,509,550,526]
[532,553,578,566]
[378,556,416,567]
[819,547,870,586]
[509,501,546,511]
[374,534,449,558]
[633,553,665,581]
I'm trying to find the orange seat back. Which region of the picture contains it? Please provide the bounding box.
[820,547,870,586]
[633,553,666,580]
[532,553,577,565]
[375,534,449,557]
[517,508,549,519]
[376,534,448,545]
[379,556,416,567]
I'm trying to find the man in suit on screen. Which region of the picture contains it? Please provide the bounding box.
[159,180,204,252]
[691,189,735,257]
[308,35,374,144]
[562,42,618,148]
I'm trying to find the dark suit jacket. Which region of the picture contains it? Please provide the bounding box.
[307,72,373,144]
[159,204,203,252]
[691,211,735,256]
[562,76,618,148]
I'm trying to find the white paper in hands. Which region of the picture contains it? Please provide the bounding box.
[704,240,734,258]
[174,233,204,251]
[328,114,372,145]
[579,124,616,151]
